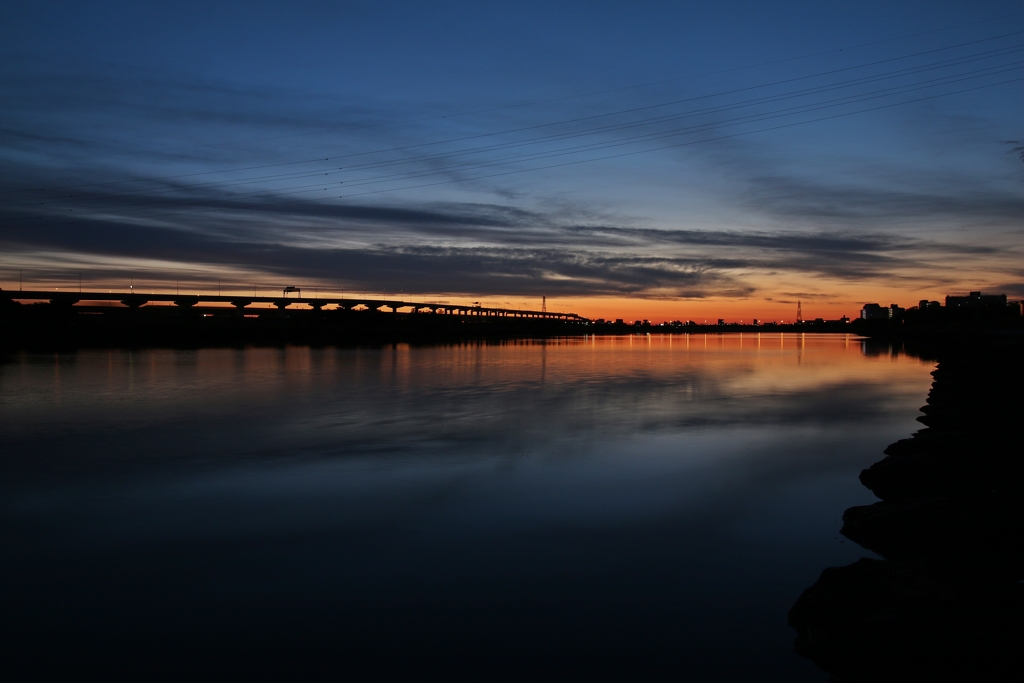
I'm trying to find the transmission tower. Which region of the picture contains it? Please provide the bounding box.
[796,300,803,323]
[542,295,547,313]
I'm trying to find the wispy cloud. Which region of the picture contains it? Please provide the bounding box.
[3,31,1023,303]
[0,176,1011,298]
[738,172,1024,224]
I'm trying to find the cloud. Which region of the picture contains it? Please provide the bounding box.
[0,179,1008,298]
[737,172,1024,225]
[996,282,1024,298]
[3,46,1022,302]
[2,132,1014,298]
[0,210,750,297]
[1005,140,1024,162]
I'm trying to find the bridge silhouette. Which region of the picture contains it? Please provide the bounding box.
[2,289,586,322]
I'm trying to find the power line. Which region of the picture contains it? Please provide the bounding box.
[3,58,1020,228]
[10,72,1024,227]
[2,27,1022,202]
[5,74,1020,235]
[6,41,1021,211]
[281,58,1024,192]
[333,62,1024,190]
[329,75,1024,201]
[34,10,1024,167]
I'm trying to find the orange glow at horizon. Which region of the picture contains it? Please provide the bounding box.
[536,295,937,324]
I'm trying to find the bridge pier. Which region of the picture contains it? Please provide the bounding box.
[120,295,148,309]
[229,299,251,312]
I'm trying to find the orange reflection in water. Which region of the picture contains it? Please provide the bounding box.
[1,334,932,444]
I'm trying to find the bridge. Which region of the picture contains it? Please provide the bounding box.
[1,289,587,322]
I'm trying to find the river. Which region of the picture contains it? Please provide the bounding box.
[1,334,933,680]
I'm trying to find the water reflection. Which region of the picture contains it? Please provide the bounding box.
[1,335,932,679]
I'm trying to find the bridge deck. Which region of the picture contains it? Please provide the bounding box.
[1,290,584,321]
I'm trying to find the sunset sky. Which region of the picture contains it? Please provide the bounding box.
[1,1,1022,321]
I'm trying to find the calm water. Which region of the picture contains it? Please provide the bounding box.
[1,335,933,680]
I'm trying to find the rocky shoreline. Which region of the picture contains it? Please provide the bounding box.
[789,334,1024,681]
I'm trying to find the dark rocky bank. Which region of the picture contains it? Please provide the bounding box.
[789,334,1024,681]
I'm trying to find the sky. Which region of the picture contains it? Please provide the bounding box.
[1,1,1022,321]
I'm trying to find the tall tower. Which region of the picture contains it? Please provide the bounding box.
[542,295,547,313]
[796,300,803,323]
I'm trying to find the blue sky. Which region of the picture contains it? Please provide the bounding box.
[1,1,1022,319]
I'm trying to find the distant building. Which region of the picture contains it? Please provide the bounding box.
[946,291,1007,309]
[918,300,941,310]
[717,319,725,326]
[861,303,887,320]
[861,303,903,320]
[752,318,759,326]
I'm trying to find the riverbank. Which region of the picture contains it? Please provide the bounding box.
[789,333,1024,681]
